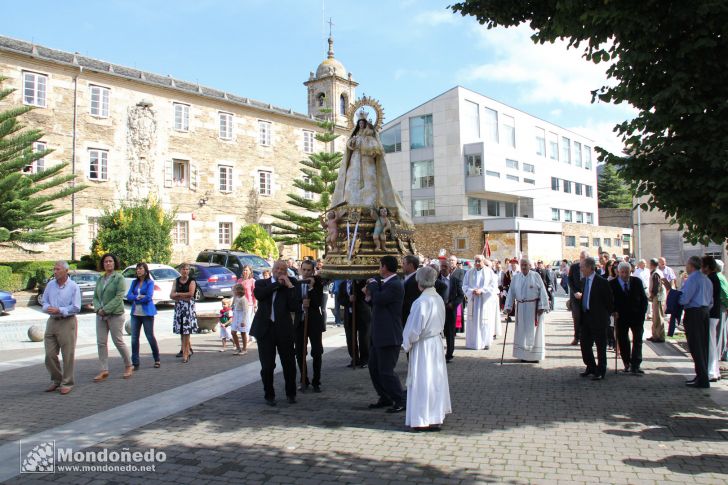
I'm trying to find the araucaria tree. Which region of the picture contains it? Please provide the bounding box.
[271,108,342,249]
[451,1,728,244]
[0,76,85,250]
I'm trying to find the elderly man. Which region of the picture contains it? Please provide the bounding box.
[440,258,464,363]
[658,257,676,289]
[483,258,503,338]
[402,266,452,431]
[567,251,589,345]
[449,255,465,282]
[610,261,648,373]
[402,255,421,326]
[647,258,667,342]
[701,256,722,383]
[42,261,82,395]
[504,258,549,362]
[576,256,614,380]
[463,255,499,350]
[680,256,713,388]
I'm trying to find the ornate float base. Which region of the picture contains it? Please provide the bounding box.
[319,205,416,280]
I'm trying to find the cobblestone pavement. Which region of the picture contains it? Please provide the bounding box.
[3,306,728,484]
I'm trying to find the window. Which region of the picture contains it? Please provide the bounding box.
[486,170,500,178]
[24,141,46,173]
[258,120,271,145]
[506,159,519,169]
[468,198,482,215]
[89,85,110,117]
[593,238,601,247]
[218,222,232,246]
[258,170,272,196]
[565,236,576,247]
[219,112,233,139]
[413,198,435,217]
[466,154,482,176]
[505,202,517,217]
[88,149,108,181]
[87,217,100,245]
[579,236,589,247]
[411,160,434,189]
[174,103,189,131]
[524,178,535,185]
[574,141,582,167]
[563,180,572,193]
[564,210,573,222]
[464,100,479,138]
[586,213,594,224]
[23,71,47,107]
[382,124,402,153]
[173,221,189,245]
[317,93,325,107]
[551,177,560,191]
[218,165,233,193]
[501,114,515,148]
[561,137,571,164]
[584,146,593,170]
[454,237,467,250]
[576,211,584,223]
[409,114,433,149]
[303,176,314,200]
[535,127,546,156]
[483,107,498,143]
[303,130,314,154]
[173,159,189,187]
[585,185,593,198]
[506,174,519,182]
[551,208,560,221]
[604,238,612,248]
[523,162,535,173]
[548,132,559,160]
[339,94,347,116]
[575,183,583,195]
[487,200,500,217]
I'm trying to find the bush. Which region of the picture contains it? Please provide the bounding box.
[0,261,81,290]
[0,265,25,291]
[232,224,279,259]
[77,255,97,270]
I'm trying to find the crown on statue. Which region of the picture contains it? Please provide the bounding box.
[357,110,368,121]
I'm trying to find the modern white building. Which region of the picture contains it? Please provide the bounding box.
[381,86,628,262]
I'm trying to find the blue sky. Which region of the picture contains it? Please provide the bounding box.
[3,0,632,152]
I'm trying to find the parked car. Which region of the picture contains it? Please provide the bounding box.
[0,290,16,314]
[178,263,236,301]
[195,249,270,279]
[37,270,100,307]
[122,264,180,305]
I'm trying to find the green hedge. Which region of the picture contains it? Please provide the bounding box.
[0,261,81,291]
[0,265,24,292]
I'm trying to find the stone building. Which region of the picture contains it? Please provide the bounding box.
[0,34,355,264]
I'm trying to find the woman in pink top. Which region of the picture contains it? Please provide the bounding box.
[238,265,257,343]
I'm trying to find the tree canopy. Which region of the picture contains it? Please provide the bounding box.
[598,164,632,209]
[232,223,279,259]
[451,0,728,244]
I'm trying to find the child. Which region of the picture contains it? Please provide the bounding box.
[230,284,248,354]
[219,298,233,351]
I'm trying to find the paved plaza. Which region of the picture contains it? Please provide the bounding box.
[0,299,726,484]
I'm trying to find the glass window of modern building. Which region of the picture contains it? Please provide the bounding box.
[487,200,500,217]
[382,124,402,153]
[413,198,436,217]
[483,107,498,144]
[468,197,482,215]
[409,114,433,149]
[501,114,516,148]
[411,160,435,189]
[465,154,482,176]
[535,127,546,156]
[464,100,479,139]
[574,141,582,167]
[561,136,571,164]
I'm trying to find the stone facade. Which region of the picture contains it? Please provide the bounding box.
[561,222,631,262]
[598,208,632,228]
[0,36,353,265]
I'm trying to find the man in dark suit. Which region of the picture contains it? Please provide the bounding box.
[610,261,648,374]
[535,260,554,311]
[251,260,301,406]
[576,256,614,380]
[363,255,406,413]
[440,258,464,363]
[294,260,325,392]
[568,251,588,345]
[401,255,421,325]
[339,279,370,368]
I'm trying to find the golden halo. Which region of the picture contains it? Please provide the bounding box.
[346,95,385,131]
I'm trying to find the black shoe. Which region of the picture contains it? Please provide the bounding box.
[386,404,406,413]
[359,363,368,369]
[685,377,697,384]
[312,385,321,393]
[520,360,539,363]
[709,377,720,382]
[631,367,645,374]
[483,346,490,350]
[265,398,277,407]
[591,374,605,381]
[580,370,595,378]
[570,339,579,346]
[346,363,354,368]
[287,396,297,404]
[446,358,453,364]
[368,400,393,409]
[176,351,183,358]
[298,384,309,392]
[686,381,710,388]
[133,364,140,371]
[622,365,630,373]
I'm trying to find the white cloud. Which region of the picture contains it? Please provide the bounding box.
[413,9,458,26]
[550,108,563,117]
[458,24,616,106]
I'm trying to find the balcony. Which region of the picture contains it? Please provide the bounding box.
[483,217,562,234]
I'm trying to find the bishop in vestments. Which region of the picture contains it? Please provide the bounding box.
[504,258,549,362]
[463,255,499,350]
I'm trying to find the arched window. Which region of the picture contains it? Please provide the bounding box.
[339,94,347,115]
[317,93,325,107]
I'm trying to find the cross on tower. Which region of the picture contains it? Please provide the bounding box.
[328,17,335,37]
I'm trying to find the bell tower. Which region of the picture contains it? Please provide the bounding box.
[304,23,357,127]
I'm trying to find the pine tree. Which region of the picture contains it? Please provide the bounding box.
[0,76,85,250]
[598,163,633,209]
[271,108,342,250]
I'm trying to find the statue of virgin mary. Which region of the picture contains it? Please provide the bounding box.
[331,111,414,228]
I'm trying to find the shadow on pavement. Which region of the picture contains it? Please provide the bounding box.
[623,454,728,475]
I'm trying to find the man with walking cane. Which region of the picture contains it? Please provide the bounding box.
[503,258,549,363]
[295,260,326,393]
[609,261,648,374]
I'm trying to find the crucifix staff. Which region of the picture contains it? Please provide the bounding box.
[301,282,310,391]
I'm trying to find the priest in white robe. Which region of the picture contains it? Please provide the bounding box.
[504,258,549,362]
[485,259,503,339]
[463,255,499,350]
[402,265,451,431]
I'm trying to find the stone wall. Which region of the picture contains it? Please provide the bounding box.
[561,223,630,262]
[598,208,632,228]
